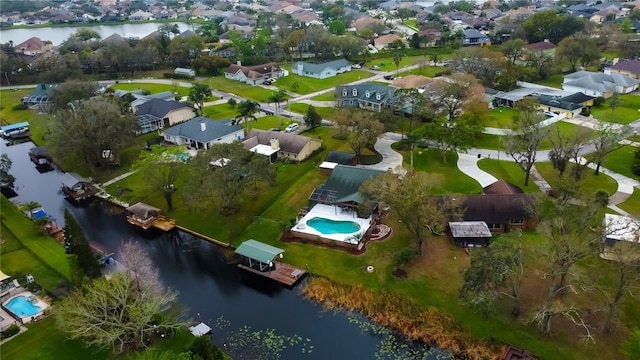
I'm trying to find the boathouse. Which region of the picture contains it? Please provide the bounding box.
[235,239,306,286]
[60,172,99,202]
[125,202,176,231]
[88,241,114,265]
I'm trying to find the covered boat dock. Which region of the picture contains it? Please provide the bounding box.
[125,202,176,231]
[60,172,99,202]
[235,239,306,286]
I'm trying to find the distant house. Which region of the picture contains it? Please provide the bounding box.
[562,71,639,98]
[126,91,177,112]
[292,59,351,79]
[242,129,321,162]
[14,37,51,56]
[526,40,556,57]
[417,29,442,45]
[22,84,57,110]
[135,99,194,127]
[590,8,625,23]
[534,92,595,118]
[224,62,287,86]
[162,117,244,150]
[174,67,196,78]
[373,34,407,50]
[336,83,396,112]
[607,59,640,79]
[128,10,153,21]
[319,151,358,175]
[462,29,491,46]
[351,16,384,32]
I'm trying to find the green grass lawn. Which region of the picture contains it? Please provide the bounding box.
[486,107,518,128]
[110,83,190,98]
[368,55,421,72]
[536,162,618,197]
[403,19,418,30]
[396,65,446,78]
[617,188,640,217]
[0,89,33,124]
[534,73,563,89]
[1,197,71,282]
[477,159,541,193]
[601,145,640,181]
[208,76,282,102]
[0,316,196,360]
[400,147,483,194]
[310,92,337,101]
[474,121,594,151]
[591,94,640,124]
[276,67,374,95]
[203,103,241,120]
[289,103,339,120]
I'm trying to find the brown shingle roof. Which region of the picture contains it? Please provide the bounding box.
[243,129,312,155]
[483,180,523,195]
[527,41,556,51]
[611,59,640,75]
[15,37,46,53]
[392,75,432,88]
[461,194,535,224]
[225,62,282,79]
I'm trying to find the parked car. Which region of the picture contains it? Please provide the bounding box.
[383,75,394,80]
[285,123,299,132]
[268,127,281,132]
[370,66,380,71]
[263,79,272,85]
[352,64,361,69]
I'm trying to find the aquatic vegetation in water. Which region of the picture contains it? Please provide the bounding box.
[213,317,313,359]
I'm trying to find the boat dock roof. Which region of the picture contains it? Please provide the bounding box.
[1,122,29,132]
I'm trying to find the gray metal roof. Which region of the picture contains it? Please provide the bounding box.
[135,99,193,118]
[235,239,284,264]
[294,59,351,75]
[60,172,86,189]
[163,116,243,143]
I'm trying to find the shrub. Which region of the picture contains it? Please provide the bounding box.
[580,107,591,116]
[227,98,237,108]
[633,150,640,176]
[622,329,640,360]
[594,190,609,207]
[593,97,605,107]
[393,248,416,268]
[189,335,223,360]
[1,324,20,339]
[162,73,193,80]
[12,103,28,110]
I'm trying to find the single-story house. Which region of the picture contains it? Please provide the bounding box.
[135,99,195,128]
[292,59,351,79]
[319,151,358,175]
[128,10,153,21]
[483,180,523,195]
[462,29,491,47]
[373,34,408,50]
[336,82,397,112]
[606,59,640,79]
[534,92,595,118]
[224,62,287,86]
[562,71,639,98]
[527,40,556,55]
[448,221,492,247]
[309,164,384,210]
[162,117,244,150]
[492,86,575,108]
[458,193,537,233]
[351,16,384,32]
[14,37,51,56]
[22,83,57,110]
[242,129,321,162]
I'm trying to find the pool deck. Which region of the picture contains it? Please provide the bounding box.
[293,204,373,243]
[3,291,49,325]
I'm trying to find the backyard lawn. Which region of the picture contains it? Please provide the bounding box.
[202,103,241,120]
[486,107,518,128]
[209,76,283,102]
[534,73,563,89]
[310,92,337,101]
[289,103,339,120]
[276,67,374,95]
[591,94,640,124]
[368,55,421,73]
[601,145,640,181]
[477,159,541,193]
[397,65,446,78]
[0,89,32,124]
[474,121,594,151]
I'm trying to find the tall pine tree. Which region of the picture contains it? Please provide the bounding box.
[64,209,102,286]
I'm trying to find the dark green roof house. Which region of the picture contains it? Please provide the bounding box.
[22,83,57,110]
[309,165,384,207]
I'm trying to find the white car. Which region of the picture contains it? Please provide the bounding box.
[285,123,299,132]
[352,64,361,69]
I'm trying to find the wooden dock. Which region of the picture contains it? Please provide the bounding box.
[238,262,307,287]
[176,225,231,248]
[151,216,176,231]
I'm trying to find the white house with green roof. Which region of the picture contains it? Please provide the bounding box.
[292,59,351,79]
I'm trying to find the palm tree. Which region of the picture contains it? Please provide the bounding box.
[392,51,404,77]
[267,88,288,129]
[19,201,42,219]
[189,83,211,116]
[235,100,260,133]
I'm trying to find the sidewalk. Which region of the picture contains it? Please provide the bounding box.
[456,153,497,188]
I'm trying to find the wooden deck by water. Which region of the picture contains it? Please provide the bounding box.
[238,262,307,287]
[176,225,231,248]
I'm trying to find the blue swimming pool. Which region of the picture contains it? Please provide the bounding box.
[306,217,361,235]
[5,295,41,317]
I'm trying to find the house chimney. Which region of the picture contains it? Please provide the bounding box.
[270,138,280,150]
[200,120,206,132]
[237,60,241,66]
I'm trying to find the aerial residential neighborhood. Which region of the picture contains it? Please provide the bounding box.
[1,0,640,359]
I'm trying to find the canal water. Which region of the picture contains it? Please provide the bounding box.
[1,140,449,359]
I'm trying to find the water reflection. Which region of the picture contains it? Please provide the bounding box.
[2,139,449,359]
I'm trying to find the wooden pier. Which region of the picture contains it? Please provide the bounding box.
[176,225,231,248]
[238,262,307,287]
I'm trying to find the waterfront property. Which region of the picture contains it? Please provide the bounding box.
[22,84,56,111]
[0,121,30,140]
[292,203,373,247]
[319,151,357,175]
[88,241,115,266]
[235,239,306,286]
[125,202,176,231]
[60,172,100,202]
[28,146,54,173]
[162,117,244,150]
